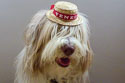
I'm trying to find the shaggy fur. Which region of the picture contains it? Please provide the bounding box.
[15,10,93,83]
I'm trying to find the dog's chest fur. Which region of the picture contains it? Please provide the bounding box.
[43,63,83,83]
[47,76,82,83]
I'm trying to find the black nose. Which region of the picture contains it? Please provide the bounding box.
[61,44,75,56]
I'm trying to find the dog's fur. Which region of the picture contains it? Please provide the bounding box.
[15,10,93,83]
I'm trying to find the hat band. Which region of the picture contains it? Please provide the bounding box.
[53,9,77,20]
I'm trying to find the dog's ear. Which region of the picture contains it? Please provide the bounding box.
[23,10,49,72]
[24,11,46,46]
[82,40,93,73]
[86,40,93,68]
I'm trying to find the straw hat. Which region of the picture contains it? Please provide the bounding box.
[46,1,83,25]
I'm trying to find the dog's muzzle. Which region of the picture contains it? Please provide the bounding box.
[56,37,76,67]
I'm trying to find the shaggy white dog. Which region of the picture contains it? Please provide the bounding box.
[15,1,93,83]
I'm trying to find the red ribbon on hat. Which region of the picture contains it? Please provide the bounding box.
[50,4,77,20]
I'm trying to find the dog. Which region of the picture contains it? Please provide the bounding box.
[15,1,93,83]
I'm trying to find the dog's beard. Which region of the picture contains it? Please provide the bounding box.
[41,37,87,66]
[40,37,87,78]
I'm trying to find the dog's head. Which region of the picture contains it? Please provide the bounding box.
[24,10,92,75]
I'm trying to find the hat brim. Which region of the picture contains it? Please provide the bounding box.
[46,10,83,26]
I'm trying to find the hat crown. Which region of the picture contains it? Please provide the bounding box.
[54,1,78,15]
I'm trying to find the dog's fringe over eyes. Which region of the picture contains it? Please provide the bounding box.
[15,10,93,83]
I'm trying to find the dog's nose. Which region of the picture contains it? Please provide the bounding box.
[61,44,75,56]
